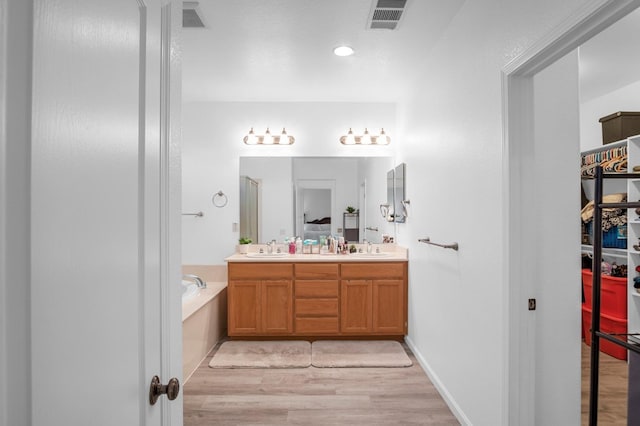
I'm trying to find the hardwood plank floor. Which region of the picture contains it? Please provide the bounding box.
[184,340,631,425]
[184,341,460,425]
[582,341,629,425]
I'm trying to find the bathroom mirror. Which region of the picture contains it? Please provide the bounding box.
[381,168,394,222]
[394,163,406,223]
[239,156,394,244]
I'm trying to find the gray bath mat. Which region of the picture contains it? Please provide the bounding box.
[208,340,311,368]
[311,340,412,368]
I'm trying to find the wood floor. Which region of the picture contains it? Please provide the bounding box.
[183,342,460,425]
[581,341,629,425]
[184,340,629,425]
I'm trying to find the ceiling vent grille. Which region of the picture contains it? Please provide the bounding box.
[183,2,205,28]
[368,0,407,30]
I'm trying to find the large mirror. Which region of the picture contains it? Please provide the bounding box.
[239,156,393,244]
[394,163,406,223]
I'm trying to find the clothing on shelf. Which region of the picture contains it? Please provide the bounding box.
[581,193,627,231]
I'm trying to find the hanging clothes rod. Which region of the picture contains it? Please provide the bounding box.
[182,211,204,217]
[418,237,459,251]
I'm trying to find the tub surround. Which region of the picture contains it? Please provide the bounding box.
[226,246,408,339]
[182,265,228,383]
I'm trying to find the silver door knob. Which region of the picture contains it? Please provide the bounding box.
[149,375,180,405]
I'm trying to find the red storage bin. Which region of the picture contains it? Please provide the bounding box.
[581,269,627,319]
[582,305,628,361]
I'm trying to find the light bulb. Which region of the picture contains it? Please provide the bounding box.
[333,46,354,57]
[344,128,355,145]
[360,128,372,145]
[244,128,257,145]
[376,128,389,145]
[263,128,273,145]
[279,128,289,145]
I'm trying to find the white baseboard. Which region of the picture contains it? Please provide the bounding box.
[405,336,472,426]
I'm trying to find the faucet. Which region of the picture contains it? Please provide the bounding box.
[367,240,373,254]
[183,274,206,289]
[267,239,277,254]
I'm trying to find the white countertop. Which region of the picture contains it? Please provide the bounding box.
[225,244,407,263]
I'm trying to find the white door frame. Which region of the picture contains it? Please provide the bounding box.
[502,0,640,424]
[0,1,34,425]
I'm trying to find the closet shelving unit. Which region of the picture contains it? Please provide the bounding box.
[588,135,640,425]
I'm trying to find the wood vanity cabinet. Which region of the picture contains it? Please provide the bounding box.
[227,261,407,337]
[294,263,340,335]
[341,263,407,335]
[227,263,293,335]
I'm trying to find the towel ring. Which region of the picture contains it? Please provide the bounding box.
[212,191,228,208]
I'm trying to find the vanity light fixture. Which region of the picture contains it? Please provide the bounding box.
[339,128,390,145]
[243,127,295,145]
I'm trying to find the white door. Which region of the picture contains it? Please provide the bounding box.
[30,1,181,425]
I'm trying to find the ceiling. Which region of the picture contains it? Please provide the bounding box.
[181,0,466,103]
[182,1,640,105]
[578,7,640,102]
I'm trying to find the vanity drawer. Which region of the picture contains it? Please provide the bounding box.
[295,317,339,334]
[296,298,339,316]
[295,280,339,298]
[229,263,293,280]
[341,262,405,279]
[295,263,339,279]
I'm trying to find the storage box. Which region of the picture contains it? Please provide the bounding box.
[582,269,627,319]
[599,111,640,144]
[584,221,627,249]
[582,305,628,360]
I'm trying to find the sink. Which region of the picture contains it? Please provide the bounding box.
[245,252,290,258]
[351,252,392,258]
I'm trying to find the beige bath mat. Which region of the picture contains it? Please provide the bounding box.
[208,340,311,368]
[311,340,412,368]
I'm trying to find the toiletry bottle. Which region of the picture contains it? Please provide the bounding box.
[288,238,296,254]
[295,237,302,254]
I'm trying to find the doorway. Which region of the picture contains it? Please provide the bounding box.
[503,1,640,424]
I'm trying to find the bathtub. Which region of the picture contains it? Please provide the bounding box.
[181,266,228,383]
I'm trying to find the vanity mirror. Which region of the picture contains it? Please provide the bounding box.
[394,163,407,223]
[382,162,407,223]
[239,156,394,244]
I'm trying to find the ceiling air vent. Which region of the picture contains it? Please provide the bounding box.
[368,0,407,30]
[183,2,205,28]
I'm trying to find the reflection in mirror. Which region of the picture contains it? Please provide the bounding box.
[239,176,259,243]
[394,163,406,223]
[239,157,394,243]
[382,168,394,222]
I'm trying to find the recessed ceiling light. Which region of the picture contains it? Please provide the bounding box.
[333,46,354,57]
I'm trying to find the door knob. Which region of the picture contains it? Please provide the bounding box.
[149,375,180,405]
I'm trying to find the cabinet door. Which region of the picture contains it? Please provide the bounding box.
[340,280,372,333]
[228,280,261,335]
[373,279,406,334]
[262,279,293,334]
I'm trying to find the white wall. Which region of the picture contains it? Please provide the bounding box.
[394,0,591,424]
[580,79,640,150]
[182,102,396,264]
